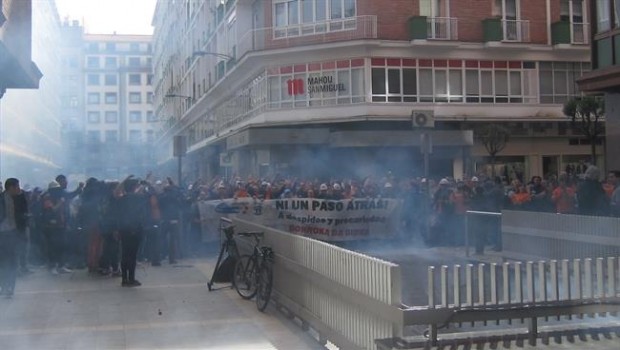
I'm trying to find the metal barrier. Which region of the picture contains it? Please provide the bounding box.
[231,217,402,350]
[223,215,620,349]
[396,257,620,347]
[502,210,620,261]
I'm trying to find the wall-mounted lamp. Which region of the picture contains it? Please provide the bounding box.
[192,51,234,60]
[165,93,194,102]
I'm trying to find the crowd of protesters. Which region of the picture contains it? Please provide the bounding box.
[1,163,619,296]
[0,173,195,295]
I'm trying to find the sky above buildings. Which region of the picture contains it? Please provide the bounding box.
[55,0,157,35]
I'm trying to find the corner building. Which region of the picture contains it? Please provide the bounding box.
[578,0,620,172]
[153,0,596,182]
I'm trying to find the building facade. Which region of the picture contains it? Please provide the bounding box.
[153,0,596,183]
[578,0,620,171]
[0,0,57,184]
[0,0,41,98]
[60,28,157,180]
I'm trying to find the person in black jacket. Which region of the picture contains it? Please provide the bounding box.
[0,178,27,297]
[114,176,148,287]
[577,166,608,216]
[158,178,182,264]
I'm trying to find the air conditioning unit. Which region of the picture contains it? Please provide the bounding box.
[411,110,435,128]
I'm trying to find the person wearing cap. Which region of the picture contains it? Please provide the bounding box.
[41,181,72,275]
[316,183,330,199]
[332,183,344,200]
[381,182,395,198]
[0,178,27,297]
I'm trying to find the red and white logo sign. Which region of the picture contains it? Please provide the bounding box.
[287,78,304,96]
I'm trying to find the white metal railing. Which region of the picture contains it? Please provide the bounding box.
[237,15,377,59]
[571,22,589,44]
[502,210,620,262]
[415,257,620,345]
[426,17,458,40]
[502,19,530,42]
[227,214,620,349]
[232,217,401,350]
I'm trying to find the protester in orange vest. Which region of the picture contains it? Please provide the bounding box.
[551,173,576,214]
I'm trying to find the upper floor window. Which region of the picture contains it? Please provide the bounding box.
[105,130,118,143]
[87,111,100,123]
[128,57,141,67]
[494,0,519,19]
[129,74,141,85]
[105,111,118,123]
[370,58,538,104]
[87,93,100,104]
[87,43,98,52]
[130,43,140,51]
[87,74,100,86]
[147,92,154,104]
[105,74,117,86]
[274,0,356,38]
[539,61,590,104]
[105,57,117,68]
[129,92,142,103]
[616,0,620,27]
[561,0,585,23]
[87,56,100,69]
[146,111,156,122]
[597,0,611,32]
[420,0,450,17]
[105,92,118,104]
[106,42,115,52]
[129,111,142,123]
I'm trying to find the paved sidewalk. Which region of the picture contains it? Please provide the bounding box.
[0,259,325,350]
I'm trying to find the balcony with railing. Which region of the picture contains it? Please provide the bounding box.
[237,15,377,58]
[426,17,458,40]
[408,16,458,41]
[482,18,530,43]
[502,19,530,42]
[552,21,589,45]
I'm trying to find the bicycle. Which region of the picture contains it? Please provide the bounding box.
[207,224,240,291]
[232,231,275,312]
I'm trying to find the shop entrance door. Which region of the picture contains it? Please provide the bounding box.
[542,156,560,178]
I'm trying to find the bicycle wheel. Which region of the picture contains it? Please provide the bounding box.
[233,255,257,299]
[256,261,273,312]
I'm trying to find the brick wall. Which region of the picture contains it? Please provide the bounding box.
[262,0,592,46]
[358,0,416,40]
[358,0,590,45]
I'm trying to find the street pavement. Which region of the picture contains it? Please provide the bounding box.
[0,259,325,350]
[2,243,619,350]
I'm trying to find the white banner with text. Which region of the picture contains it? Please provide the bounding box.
[198,198,402,241]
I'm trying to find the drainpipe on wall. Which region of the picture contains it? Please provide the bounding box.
[546,0,552,45]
